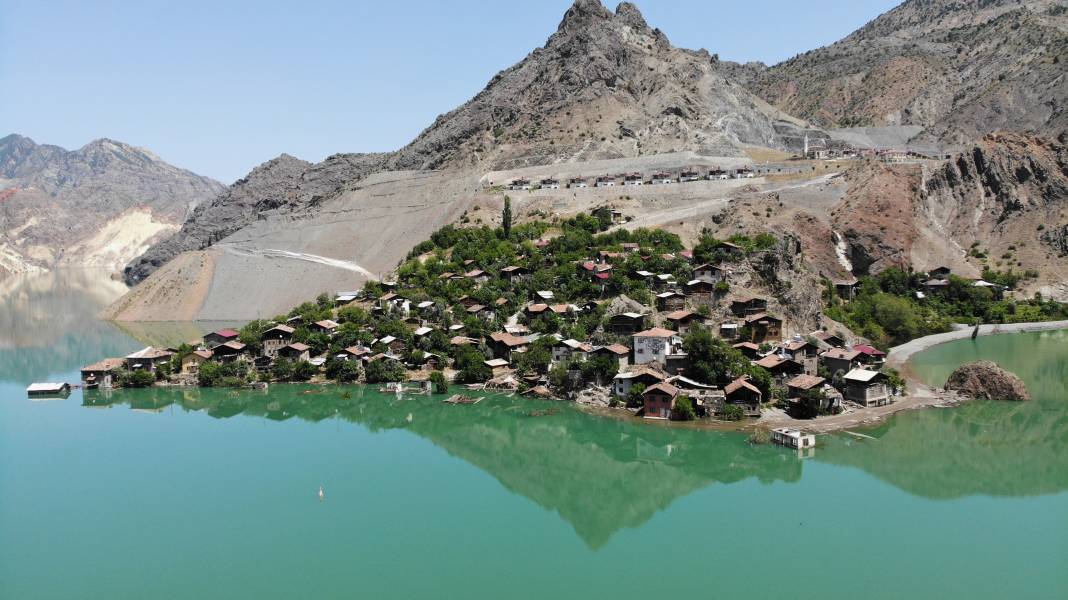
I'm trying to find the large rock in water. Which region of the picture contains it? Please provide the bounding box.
[945,361,1030,401]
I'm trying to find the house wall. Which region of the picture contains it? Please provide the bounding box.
[634,336,670,365]
[845,382,891,406]
[643,392,675,419]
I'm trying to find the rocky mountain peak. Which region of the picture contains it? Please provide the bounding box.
[557,0,613,32]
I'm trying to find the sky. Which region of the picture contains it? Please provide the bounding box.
[0,0,900,183]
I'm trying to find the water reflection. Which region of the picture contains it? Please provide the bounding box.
[83,385,803,548]
[0,270,242,383]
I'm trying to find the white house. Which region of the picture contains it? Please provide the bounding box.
[651,172,674,185]
[595,176,616,188]
[771,428,816,449]
[632,327,680,365]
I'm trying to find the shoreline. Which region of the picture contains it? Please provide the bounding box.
[761,320,1068,434]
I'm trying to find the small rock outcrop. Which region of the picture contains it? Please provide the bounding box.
[945,361,1030,401]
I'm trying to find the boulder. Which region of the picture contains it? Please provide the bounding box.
[945,361,1030,401]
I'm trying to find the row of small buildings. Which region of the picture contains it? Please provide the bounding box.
[507,167,755,191]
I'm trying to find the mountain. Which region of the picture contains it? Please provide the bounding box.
[122,0,794,287]
[0,134,224,277]
[736,0,1068,147]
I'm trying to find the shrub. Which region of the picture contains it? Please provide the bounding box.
[672,395,695,421]
[718,404,745,421]
[748,428,771,444]
[120,369,156,388]
[430,371,449,394]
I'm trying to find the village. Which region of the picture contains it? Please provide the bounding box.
[74,206,924,446]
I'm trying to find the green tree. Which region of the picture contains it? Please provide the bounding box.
[672,395,695,421]
[430,371,449,394]
[502,196,513,240]
[626,383,646,408]
[365,359,407,383]
[718,404,745,421]
[120,369,156,388]
[452,345,491,383]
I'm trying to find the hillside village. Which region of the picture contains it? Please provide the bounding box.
[79,200,1067,426]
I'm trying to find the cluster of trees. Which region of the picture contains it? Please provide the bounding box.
[826,268,1068,348]
[682,326,772,398]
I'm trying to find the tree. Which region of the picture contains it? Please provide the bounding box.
[430,371,449,394]
[788,388,828,419]
[291,360,318,382]
[453,345,491,383]
[365,359,407,383]
[120,369,156,388]
[271,358,294,382]
[718,404,745,421]
[502,195,513,240]
[626,383,646,408]
[325,359,361,383]
[672,395,695,421]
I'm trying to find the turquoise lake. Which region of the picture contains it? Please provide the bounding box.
[1,271,1065,599]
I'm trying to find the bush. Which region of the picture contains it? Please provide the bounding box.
[672,395,695,421]
[430,371,449,394]
[326,359,361,383]
[120,369,156,388]
[748,428,771,444]
[718,404,745,421]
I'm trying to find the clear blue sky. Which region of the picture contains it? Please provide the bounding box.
[1,0,899,183]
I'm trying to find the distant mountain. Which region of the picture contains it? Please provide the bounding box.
[123,0,793,286]
[0,134,224,277]
[735,0,1068,147]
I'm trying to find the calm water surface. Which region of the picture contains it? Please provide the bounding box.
[1,271,1066,599]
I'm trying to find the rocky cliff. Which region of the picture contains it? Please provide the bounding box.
[832,131,1068,297]
[0,134,224,277]
[737,0,1068,147]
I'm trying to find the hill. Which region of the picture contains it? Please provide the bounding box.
[0,134,224,277]
[736,0,1068,147]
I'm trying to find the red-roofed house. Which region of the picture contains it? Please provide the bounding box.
[643,382,679,420]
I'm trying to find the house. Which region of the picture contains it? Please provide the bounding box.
[745,313,783,344]
[650,172,674,184]
[754,354,803,381]
[278,343,311,362]
[693,263,725,283]
[632,327,679,365]
[124,347,174,373]
[26,382,71,398]
[534,290,555,302]
[731,296,767,316]
[834,277,860,300]
[212,341,248,362]
[923,278,950,294]
[334,291,360,304]
[309,320,339,335]
[540,178,560,189]
[552,339,592,364]
[413,326,435,338]
[679,169,701,182]
[500,265,528,281]
[203,328,240,348]
[707,168,729,180]
[666,375,722,414]
[779,338,820,373]
[488,332,530,361]
[509,178,532,191]
[525,303,551,317]
[568,177,588,189]
[484,358,512,376]
[843,369,892,406]
[466,304,494,321]
[592,344,630,370]
[771,428,815,450]
[181,350,213,375]
[612,366,666,397]
[852,344,887,366]
[642,382,680,419]
[716,240,745,259]
[262,324,295,357]
[820,348,862,377]
[456,295,481,309]
[732,341,762,359]
[595,175,616,187]
[811,330,846,348]
[929,266,952,279]
[465,269,489,284]
[623,173,644,186]
[607,312,646,335]
[80,358,124,389]
[609,209,624,224]
[656,291,687,312]
[786,374,827,399]
[719,322,742,340]
[339,346,371,361]
[664,310,702,335]
[685,279,719,304]
[621,242,640,253]
[724,377,762,417]
[734,167,755,179]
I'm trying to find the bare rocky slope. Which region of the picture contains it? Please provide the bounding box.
[122,0,792,288]
[733,0,1068,148]
[0,134,224,277]
[833,131,1068,298]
